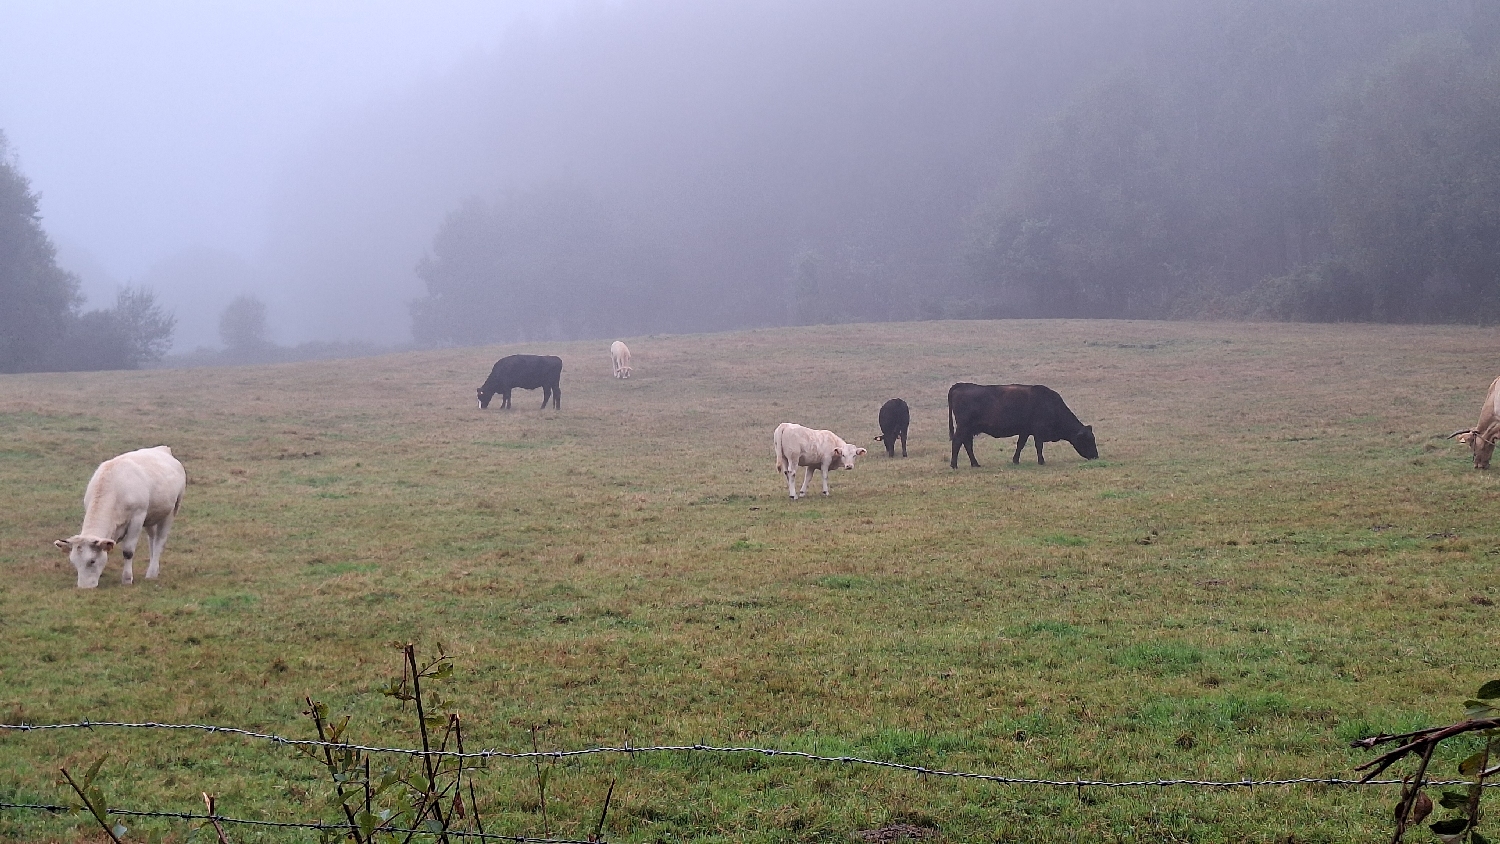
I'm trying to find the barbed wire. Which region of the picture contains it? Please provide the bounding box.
[3,719,1496,789]
[0,800,594,842]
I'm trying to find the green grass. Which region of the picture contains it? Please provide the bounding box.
[1,319,1498,842]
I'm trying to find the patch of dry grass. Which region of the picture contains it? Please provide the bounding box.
[1,319,1497,842]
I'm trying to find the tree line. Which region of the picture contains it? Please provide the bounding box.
[409,0,1500,346]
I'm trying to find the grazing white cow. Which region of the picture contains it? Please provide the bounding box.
[55,446,186,589]
[610,340,632,378]
[773,423,866,499]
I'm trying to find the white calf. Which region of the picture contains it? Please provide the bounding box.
[55,445,186,588]
[610,340,633,378]
[773,422,866,498]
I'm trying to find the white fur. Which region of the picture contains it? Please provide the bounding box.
[610,340,633,378]
[773,423,866,498]
[55,446,185,588]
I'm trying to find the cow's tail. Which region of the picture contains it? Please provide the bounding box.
[948,393,955,443]
[773,424,786,473]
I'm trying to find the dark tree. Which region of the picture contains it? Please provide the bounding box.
[1320,35,1500,322]
[219,294,270,351]
[52,287,176,371]
[410,187,679,346]
[0,130,81,372]
[966,0,1494,324]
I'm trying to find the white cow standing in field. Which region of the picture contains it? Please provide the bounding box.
[54,445,186,589]
[774,423,866,499]
[610,341,632,378]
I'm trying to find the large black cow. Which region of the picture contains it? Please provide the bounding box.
[873,398,909,458]
[948,382,1097,468]
[477,355,563,410]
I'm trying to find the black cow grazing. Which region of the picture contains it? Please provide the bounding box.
[873,398,909,457]
[477,355,563,410]
[948,382,1097,468]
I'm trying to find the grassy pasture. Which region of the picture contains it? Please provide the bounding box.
[1,318,1498,843]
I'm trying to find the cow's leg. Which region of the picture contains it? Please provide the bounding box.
[950,433,962,468]
[501,389,512,409]
[785,468,798,499]
[540,387,551,409]
[119,513,147,585]
[1035,440,1045,465]
[798,467,813,498]
[963,436,981,468]
[1012,435,1028,464]
[144,511,175,580]
[554,386,560,409]
[820,465,831,496]
[899,431,907,458]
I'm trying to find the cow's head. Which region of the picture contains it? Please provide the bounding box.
[1450,428,1494,469]
[1070,425,1099,460]
[54,535,116,589]
[835,444,867,469]
[477,387,494,409]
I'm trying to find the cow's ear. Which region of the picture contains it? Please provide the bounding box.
[54,539,72,551]
[873,435,883,441]
[97,539,116,551]
[855,447,867,456]
[1459,432,1475,444]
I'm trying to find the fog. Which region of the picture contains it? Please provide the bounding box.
[1,0,529,349]
[4,1,1493,355]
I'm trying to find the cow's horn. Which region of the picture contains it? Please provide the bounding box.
[1448,429,1476,439]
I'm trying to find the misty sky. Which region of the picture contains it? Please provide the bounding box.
[0,1,532,348]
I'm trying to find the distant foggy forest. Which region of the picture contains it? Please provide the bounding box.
[4,0,1500,371]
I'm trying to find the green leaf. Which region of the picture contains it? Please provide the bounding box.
[112,823,128,839]
[1459,751,1489,776]
[356,810,379,839]
[1476,680,1500,700]
[1464,701,1498,719]
[86,786,108,821]
[410,775,430,793]
[429,662,454,680]
[83,755,108,788]
[1431,818,1470,835]
[423,818,446,833]
[1439,790,1470,809]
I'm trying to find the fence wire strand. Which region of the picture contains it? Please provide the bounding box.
[2,719,1495,789]
[0,801,593,842]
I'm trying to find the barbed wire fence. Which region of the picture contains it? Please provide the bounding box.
[3,718,1497,839]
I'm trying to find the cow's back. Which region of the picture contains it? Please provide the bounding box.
[486,354,563,389]
[84,446,185,528]
[775,423,831,468]
[1483,376,1500,432]
[950,383,1033,437]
